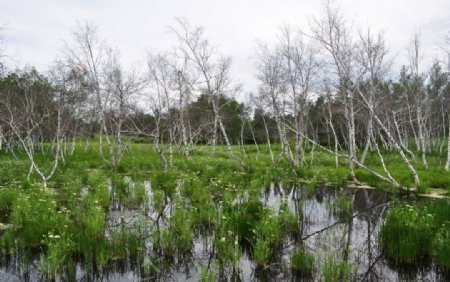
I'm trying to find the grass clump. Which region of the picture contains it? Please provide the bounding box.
[380,203,436,265]
[39,233,74,280]
[253,240,271,267]
[226,201,266,243]
[215,234,241,270]
[380,204,434,264]
[291,248,314,277]
[322,256,355,282]
[328,196,353,220]
[7,189,71,247]
[433,223,450,271]
[0,186,16,222]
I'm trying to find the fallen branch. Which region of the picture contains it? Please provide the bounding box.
[299,132,406,190]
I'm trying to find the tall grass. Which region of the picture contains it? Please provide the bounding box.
[380,201,450,269]
[291,248,314,277]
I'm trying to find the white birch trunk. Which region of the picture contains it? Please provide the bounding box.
[445,113,450,171]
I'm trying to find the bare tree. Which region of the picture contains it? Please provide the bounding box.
[356,29,389,165]
[169,57,194,160]
[443,34,450,171]
[48,60,89,158]
[407,33,429,169]
[64,22,107,156]
[250,93,274,162]
[323,83,340,167]
[170,18,248,169]
[0,69,64,188]
[64,22,142,170]
[310,1,359,182]
[308,2,420,190]
[103,49,144,169]
[147,53,172,174]
[255,42,296,173]
[279,26,321,169]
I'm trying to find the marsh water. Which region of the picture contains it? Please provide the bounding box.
[1,181,449,281]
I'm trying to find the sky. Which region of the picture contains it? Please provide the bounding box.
[1,0,449,99]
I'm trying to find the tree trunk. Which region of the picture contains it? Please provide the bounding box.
[212,115,218,156]
[261,114,274,162]
[360,112,373,165]
[357,88,420,190]
[417,106,428,169]
[445,113,450,171]
[393,113,416,161]
[209,96,248,169]
[345,90,359,183]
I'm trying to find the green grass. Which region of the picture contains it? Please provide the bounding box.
[0,141,449,279]
[327,195,353,220]
[291,248,315,276]
[433,223,450,271]
[380,201,450,267]
[322,255,356,282]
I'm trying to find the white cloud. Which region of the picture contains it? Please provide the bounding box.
[1,0,449,98]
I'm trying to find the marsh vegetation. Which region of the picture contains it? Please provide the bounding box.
[0,143,449,281]
[0,1,450,281]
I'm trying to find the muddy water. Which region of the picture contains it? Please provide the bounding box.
[0,182,448,281]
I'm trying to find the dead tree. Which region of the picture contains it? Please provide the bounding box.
[279,26,321,169]
[147,53,174,175]
[310,1,359,183]
[170,18,248,169]
[103,49,143,169]
[255,42,297,173]
[64,22,141,170]
[408,33,429,169]
[0,75,64,188]
[443,35,450,171]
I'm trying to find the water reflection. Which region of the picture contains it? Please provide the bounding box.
[0,181,448,281]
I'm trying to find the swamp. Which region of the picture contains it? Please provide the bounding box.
[0,144,449,281]
[0,0,450,281]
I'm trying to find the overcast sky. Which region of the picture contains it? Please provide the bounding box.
[1,0,449,97]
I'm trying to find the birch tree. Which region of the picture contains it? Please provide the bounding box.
[0,69,64,188]
[310,1,359,182]
[170,18,248,169]
[169,57,195,160]
[147,53,172,174]
[443,35,450,170]
[407,33,429,169]
[255,42,296,172]
[278,26,320,169]
[356,29,389,165]
[64,22,142,170]
[64,22,107,158]
[103,49,144,169]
